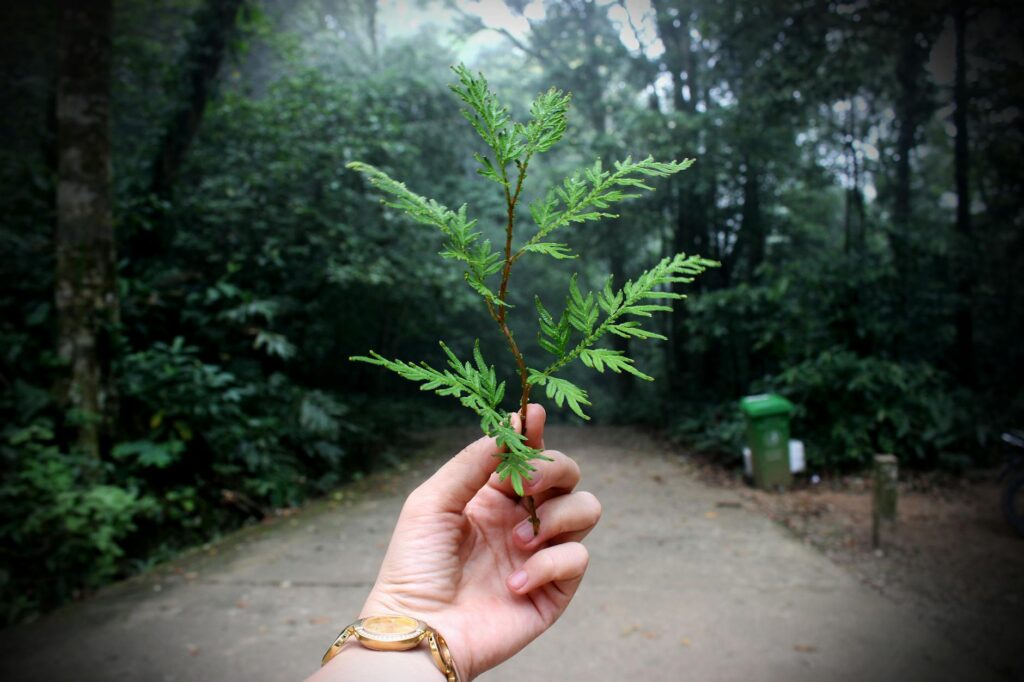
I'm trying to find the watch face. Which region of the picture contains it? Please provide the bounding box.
[357,615,424,642]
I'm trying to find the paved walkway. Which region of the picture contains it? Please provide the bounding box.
[0,426,1000,681]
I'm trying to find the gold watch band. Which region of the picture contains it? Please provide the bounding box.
[427,629,459,682]
[320,625,355,667]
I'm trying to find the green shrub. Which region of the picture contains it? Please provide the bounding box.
[0,421,156,623]
[671,402,747,461]
[767,349,973,470]
[671,349,973,472]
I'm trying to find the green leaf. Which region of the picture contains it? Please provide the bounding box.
[535,295,572,358]
[520,242,576,260]
[566,274,599,335]
[524,87,571,156]
[509,470,525,496]
[253,330,296,359]
[347,162,503,306]
[450,64,516,166]
[111,440,185,468]
[607,321,668,340]
[534,252,719,379]
[520,156,695,255]
[580,348,654,381]
[474,153,508,186]
[529,372,591,420]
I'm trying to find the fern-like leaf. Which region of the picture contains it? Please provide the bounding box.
[528,371,591,420]
[519,156,695,256]
[580,348,654,381]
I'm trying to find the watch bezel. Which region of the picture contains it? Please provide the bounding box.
[352,615,428,651]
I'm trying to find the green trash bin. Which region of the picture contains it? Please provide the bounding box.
[740,394,794,489]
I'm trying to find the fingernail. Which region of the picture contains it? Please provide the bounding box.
[514,521,534,542]
[507,570,528,591]
[524,470,543,490]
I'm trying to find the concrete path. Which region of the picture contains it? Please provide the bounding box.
[0,426,999,681]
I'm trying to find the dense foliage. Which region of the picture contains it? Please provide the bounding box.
[1,0,1020,624]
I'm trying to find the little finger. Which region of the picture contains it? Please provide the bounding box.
[506,541,590,598]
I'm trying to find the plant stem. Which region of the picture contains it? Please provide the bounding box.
[494,160,540,535]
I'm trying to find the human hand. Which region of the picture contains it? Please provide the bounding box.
[359,403,601,680]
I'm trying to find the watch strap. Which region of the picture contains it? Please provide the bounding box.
[427,629,460,682]
[321,625,355,666]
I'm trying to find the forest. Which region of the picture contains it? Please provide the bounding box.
[1,0,1021,624]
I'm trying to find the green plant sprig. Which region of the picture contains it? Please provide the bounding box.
[348,65,716,532]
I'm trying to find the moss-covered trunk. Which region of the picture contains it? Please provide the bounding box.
[55,0,118,458]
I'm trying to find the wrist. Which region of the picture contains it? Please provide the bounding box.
[359,594,471,681]
[313,643,442,681]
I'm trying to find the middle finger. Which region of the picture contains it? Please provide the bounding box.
[487,449,580,505]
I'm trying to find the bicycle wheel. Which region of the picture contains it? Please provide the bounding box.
[1002,473,1024,538]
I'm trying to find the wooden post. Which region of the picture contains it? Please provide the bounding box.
[872,454,898,549]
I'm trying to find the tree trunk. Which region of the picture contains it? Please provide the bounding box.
[952,0,975,386]
[892,32,922,242]
[897,30,921,301]
[890,14,933,358]
[726,154,763,280]
[362,0,378,60]
[56,0,117,458]
[653,0,695,115]
[150,0,243,198]
[843,104,865,254]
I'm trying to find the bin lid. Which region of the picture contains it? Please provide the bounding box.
[739,393,794,418]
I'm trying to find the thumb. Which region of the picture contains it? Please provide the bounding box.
[414,433,502,514]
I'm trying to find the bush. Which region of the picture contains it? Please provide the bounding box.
[767,349,973,471]
[671,402,747,462]
[0,421,156,623]
[671,349,975,472]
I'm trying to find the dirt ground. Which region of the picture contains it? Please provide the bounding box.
[1,425,1007,682]
[680,450,1024,680]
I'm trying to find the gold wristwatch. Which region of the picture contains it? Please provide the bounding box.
[321,614,460,682]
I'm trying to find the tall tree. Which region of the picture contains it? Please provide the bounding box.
[55,0,117,458]
[882,1,940,357]
[149,0,244,198]
[951,0,975,385]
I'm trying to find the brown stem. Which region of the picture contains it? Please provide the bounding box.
[493,161,539,535]
[497,163,527,324]
[524,491,540,532]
